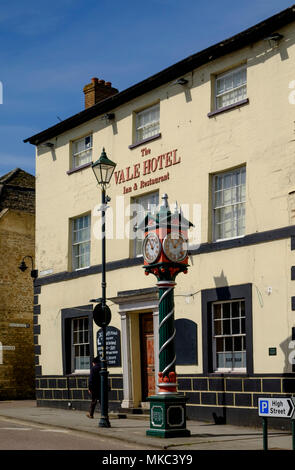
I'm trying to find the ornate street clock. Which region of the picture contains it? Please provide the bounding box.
[137,193,194,439]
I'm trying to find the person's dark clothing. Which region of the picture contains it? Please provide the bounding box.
[88,362,101,418]
[89,363,101,399]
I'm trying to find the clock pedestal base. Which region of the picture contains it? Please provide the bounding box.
[146,394,190,438]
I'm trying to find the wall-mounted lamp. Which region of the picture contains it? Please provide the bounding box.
[264,32,284,47]
[102,113,115,121]
[40,142,54,148]
[171,78,188,86]
[18,256,38,280]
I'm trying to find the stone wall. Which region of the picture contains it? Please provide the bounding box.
[0,209,35,399]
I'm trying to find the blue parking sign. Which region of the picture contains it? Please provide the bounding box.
[259,400,269,414]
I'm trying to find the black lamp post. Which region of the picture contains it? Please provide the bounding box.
[18,255,38,280]
[92,148,116,428]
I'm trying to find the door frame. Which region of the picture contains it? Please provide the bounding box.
[110,287,159,409]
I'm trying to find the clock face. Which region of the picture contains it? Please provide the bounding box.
[163,232,187,262]
[142,232,161,264]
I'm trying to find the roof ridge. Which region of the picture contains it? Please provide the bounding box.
[0,168,21,184]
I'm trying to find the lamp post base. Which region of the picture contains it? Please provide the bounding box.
[99,417,111,428]
[146,393,190,438]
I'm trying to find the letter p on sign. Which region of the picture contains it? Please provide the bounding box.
[260,400,269,415]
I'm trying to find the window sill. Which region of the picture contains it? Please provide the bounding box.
[73,266,90,272]
[214,235,245,243]
[67,162,93,175]
[128,133,161,150]
[67,371,90,376]
[207,98,249,118]
[208,371,248,376]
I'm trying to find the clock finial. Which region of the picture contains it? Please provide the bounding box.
[161,193,169,208]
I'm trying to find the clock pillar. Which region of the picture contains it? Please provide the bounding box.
[140,194,193,438]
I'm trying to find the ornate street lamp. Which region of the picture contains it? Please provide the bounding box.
[92,148,116,428]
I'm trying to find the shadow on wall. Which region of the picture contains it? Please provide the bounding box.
[211,270,230,425]
[280,329,295,375]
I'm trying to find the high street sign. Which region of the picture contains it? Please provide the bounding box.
[258,397,295,419]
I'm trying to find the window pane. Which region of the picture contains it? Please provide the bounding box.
[223,303,231,319]
[224,353,233,368]
[232,319,240,335]
[217,352,225,368]
[231,302,240,318]
[214,320,222,335]
[234,336,242,351]
[213,303,221,319]
[225,337,233,351]
[216,337,224,352]
[223,320,230,335]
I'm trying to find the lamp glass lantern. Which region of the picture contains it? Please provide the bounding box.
[92,148,116,187]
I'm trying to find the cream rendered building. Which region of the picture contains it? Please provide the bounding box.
[25,5,295,426]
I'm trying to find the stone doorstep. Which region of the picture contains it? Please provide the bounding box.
[115,409,150,420]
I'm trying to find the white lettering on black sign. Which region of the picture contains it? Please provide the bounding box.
[97,326,121,367]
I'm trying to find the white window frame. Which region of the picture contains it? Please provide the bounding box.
[72,134,92,169]
[135,104,160,143]
[212,166,246,242]
[71,214,91,271]
[215,65,247,110]
[131,191,159,257]
[71,317,90,373]
[212,299,246,373]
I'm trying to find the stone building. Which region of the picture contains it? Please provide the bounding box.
[0,168,35,399]
[24,5,295,427]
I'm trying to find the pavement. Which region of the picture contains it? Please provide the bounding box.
[0,400,294,451]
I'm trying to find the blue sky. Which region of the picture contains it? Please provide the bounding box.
[0,0,293,176]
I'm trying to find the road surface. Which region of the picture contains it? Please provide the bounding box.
[0,416,154,450]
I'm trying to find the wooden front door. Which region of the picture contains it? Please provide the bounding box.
[140,313,155,400]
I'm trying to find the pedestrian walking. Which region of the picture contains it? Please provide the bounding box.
[86,356,101,419]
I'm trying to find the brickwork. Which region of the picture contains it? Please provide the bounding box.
[35,375,123,411]
[177,374,295,428]
[0,168,35,399]
[83,77,118,109]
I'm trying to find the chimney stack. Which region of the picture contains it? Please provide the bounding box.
[83,77,118,109]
